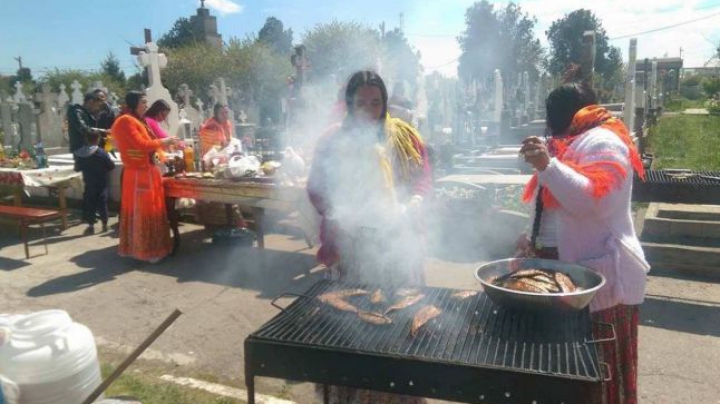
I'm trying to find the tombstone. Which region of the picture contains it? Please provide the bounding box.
[623,39,638,135]
[57,84,70,108]
[36,84,64,148]
[16,102,36,150]
[70,80,83,105]
[195,98,207,121]
[216,78,236,129]
[178,84,201,130]
[0,99,15,150]
[13,82,27,103]
[493,69,503,123]
[137,41,180,136]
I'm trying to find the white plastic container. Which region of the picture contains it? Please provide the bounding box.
[0,310,102,404]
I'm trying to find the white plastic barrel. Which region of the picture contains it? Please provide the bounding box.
[0,310,102,404]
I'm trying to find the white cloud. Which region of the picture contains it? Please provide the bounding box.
[204,0,243,15]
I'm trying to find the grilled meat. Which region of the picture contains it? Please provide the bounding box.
[492,268,578,294]
[358,311,393,325]
[411,305,441,336]
[451,290,478,300]
[370,289,386,304]
[385,294,426,314]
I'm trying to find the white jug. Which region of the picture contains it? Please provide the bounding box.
[0,310,102,404]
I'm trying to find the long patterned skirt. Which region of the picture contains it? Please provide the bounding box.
[118,167,172,261]
[591,305,640,404]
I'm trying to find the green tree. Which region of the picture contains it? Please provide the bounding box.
[162,42,226,101]
[381,28,421,97]
[101,52,126,84]
[703,77,720,98]
[458,2,543,83]
[257,17,294,55]
[545,9,622,82]
[158,17,204,49]
[301,20,383,82]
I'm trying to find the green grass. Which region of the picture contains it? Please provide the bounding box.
[663,98,706,112]
[648,114,720,170]
[101,363,242,404]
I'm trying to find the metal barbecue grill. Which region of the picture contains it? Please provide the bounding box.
[245,280,612,404]
[633,169,720,204]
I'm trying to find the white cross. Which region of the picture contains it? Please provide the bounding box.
[13,81,27,102]
[58,83,70,106]
[178,84,193,107]
[70,80,83,105]
[137,42,167,88]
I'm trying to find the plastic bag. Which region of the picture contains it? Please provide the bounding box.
[224,155,261,179]
[221,137,243,157]
[202,146,223,168]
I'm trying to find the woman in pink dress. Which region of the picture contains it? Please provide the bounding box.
[144,100,171,140]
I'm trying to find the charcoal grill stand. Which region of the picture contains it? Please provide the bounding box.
[245,281,612,404]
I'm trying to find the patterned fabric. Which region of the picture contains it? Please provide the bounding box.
[523,105,645,209]
[592,305,639,404]
[199,118,233,156]
[112,114,172,262]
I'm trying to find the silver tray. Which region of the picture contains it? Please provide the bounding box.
[475,258,606,312]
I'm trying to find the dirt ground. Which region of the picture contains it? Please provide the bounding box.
[1,211,719,404]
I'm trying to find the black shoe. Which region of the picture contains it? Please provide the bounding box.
[101,222,108,232]
[83,226,95,235]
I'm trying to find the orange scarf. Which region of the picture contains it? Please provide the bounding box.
[522,105,645,209]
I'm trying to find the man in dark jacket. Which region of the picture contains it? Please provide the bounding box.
[67,89,109,155]
[75,131,115,234]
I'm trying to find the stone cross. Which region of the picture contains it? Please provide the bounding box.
[208,84,219,106]
[57,84,70,107]
[216,78,236,128]
[137,41,179,136]
[196,98,205,115]
[623,39,638,134]
[137,42,166,89]
[493,69,503,123]
[36,84,64,147]
[178,84,193,107]
[70,80,83,105]
[13,82,27,103]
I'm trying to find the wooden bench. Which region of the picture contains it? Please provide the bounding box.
[0,205,62,259]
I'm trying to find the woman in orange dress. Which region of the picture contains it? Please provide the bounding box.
[111,91,177,263]
[199,103,233,156]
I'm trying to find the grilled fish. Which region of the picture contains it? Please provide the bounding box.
[385,294,426,314]
[370,289,386,304]
[318,289,369,302]
[451,290,478,300]
[492,268,578,294]
[411,305,441,336]
[321,297,360,313]
[554,271,577,293]
[358,311,393,325]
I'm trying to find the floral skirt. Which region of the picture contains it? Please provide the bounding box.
[592,305,640,404]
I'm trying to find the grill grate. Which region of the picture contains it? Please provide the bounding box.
[634,169,720,203]
[246,280,606,404]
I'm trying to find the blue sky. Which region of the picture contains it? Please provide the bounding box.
[2,0,720,79]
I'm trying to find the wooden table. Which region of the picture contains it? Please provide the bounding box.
[0,166,81,230]
[163,177,318,253]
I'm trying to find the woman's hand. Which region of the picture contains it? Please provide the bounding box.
[162,136,178,146]
[520,136,551,171]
